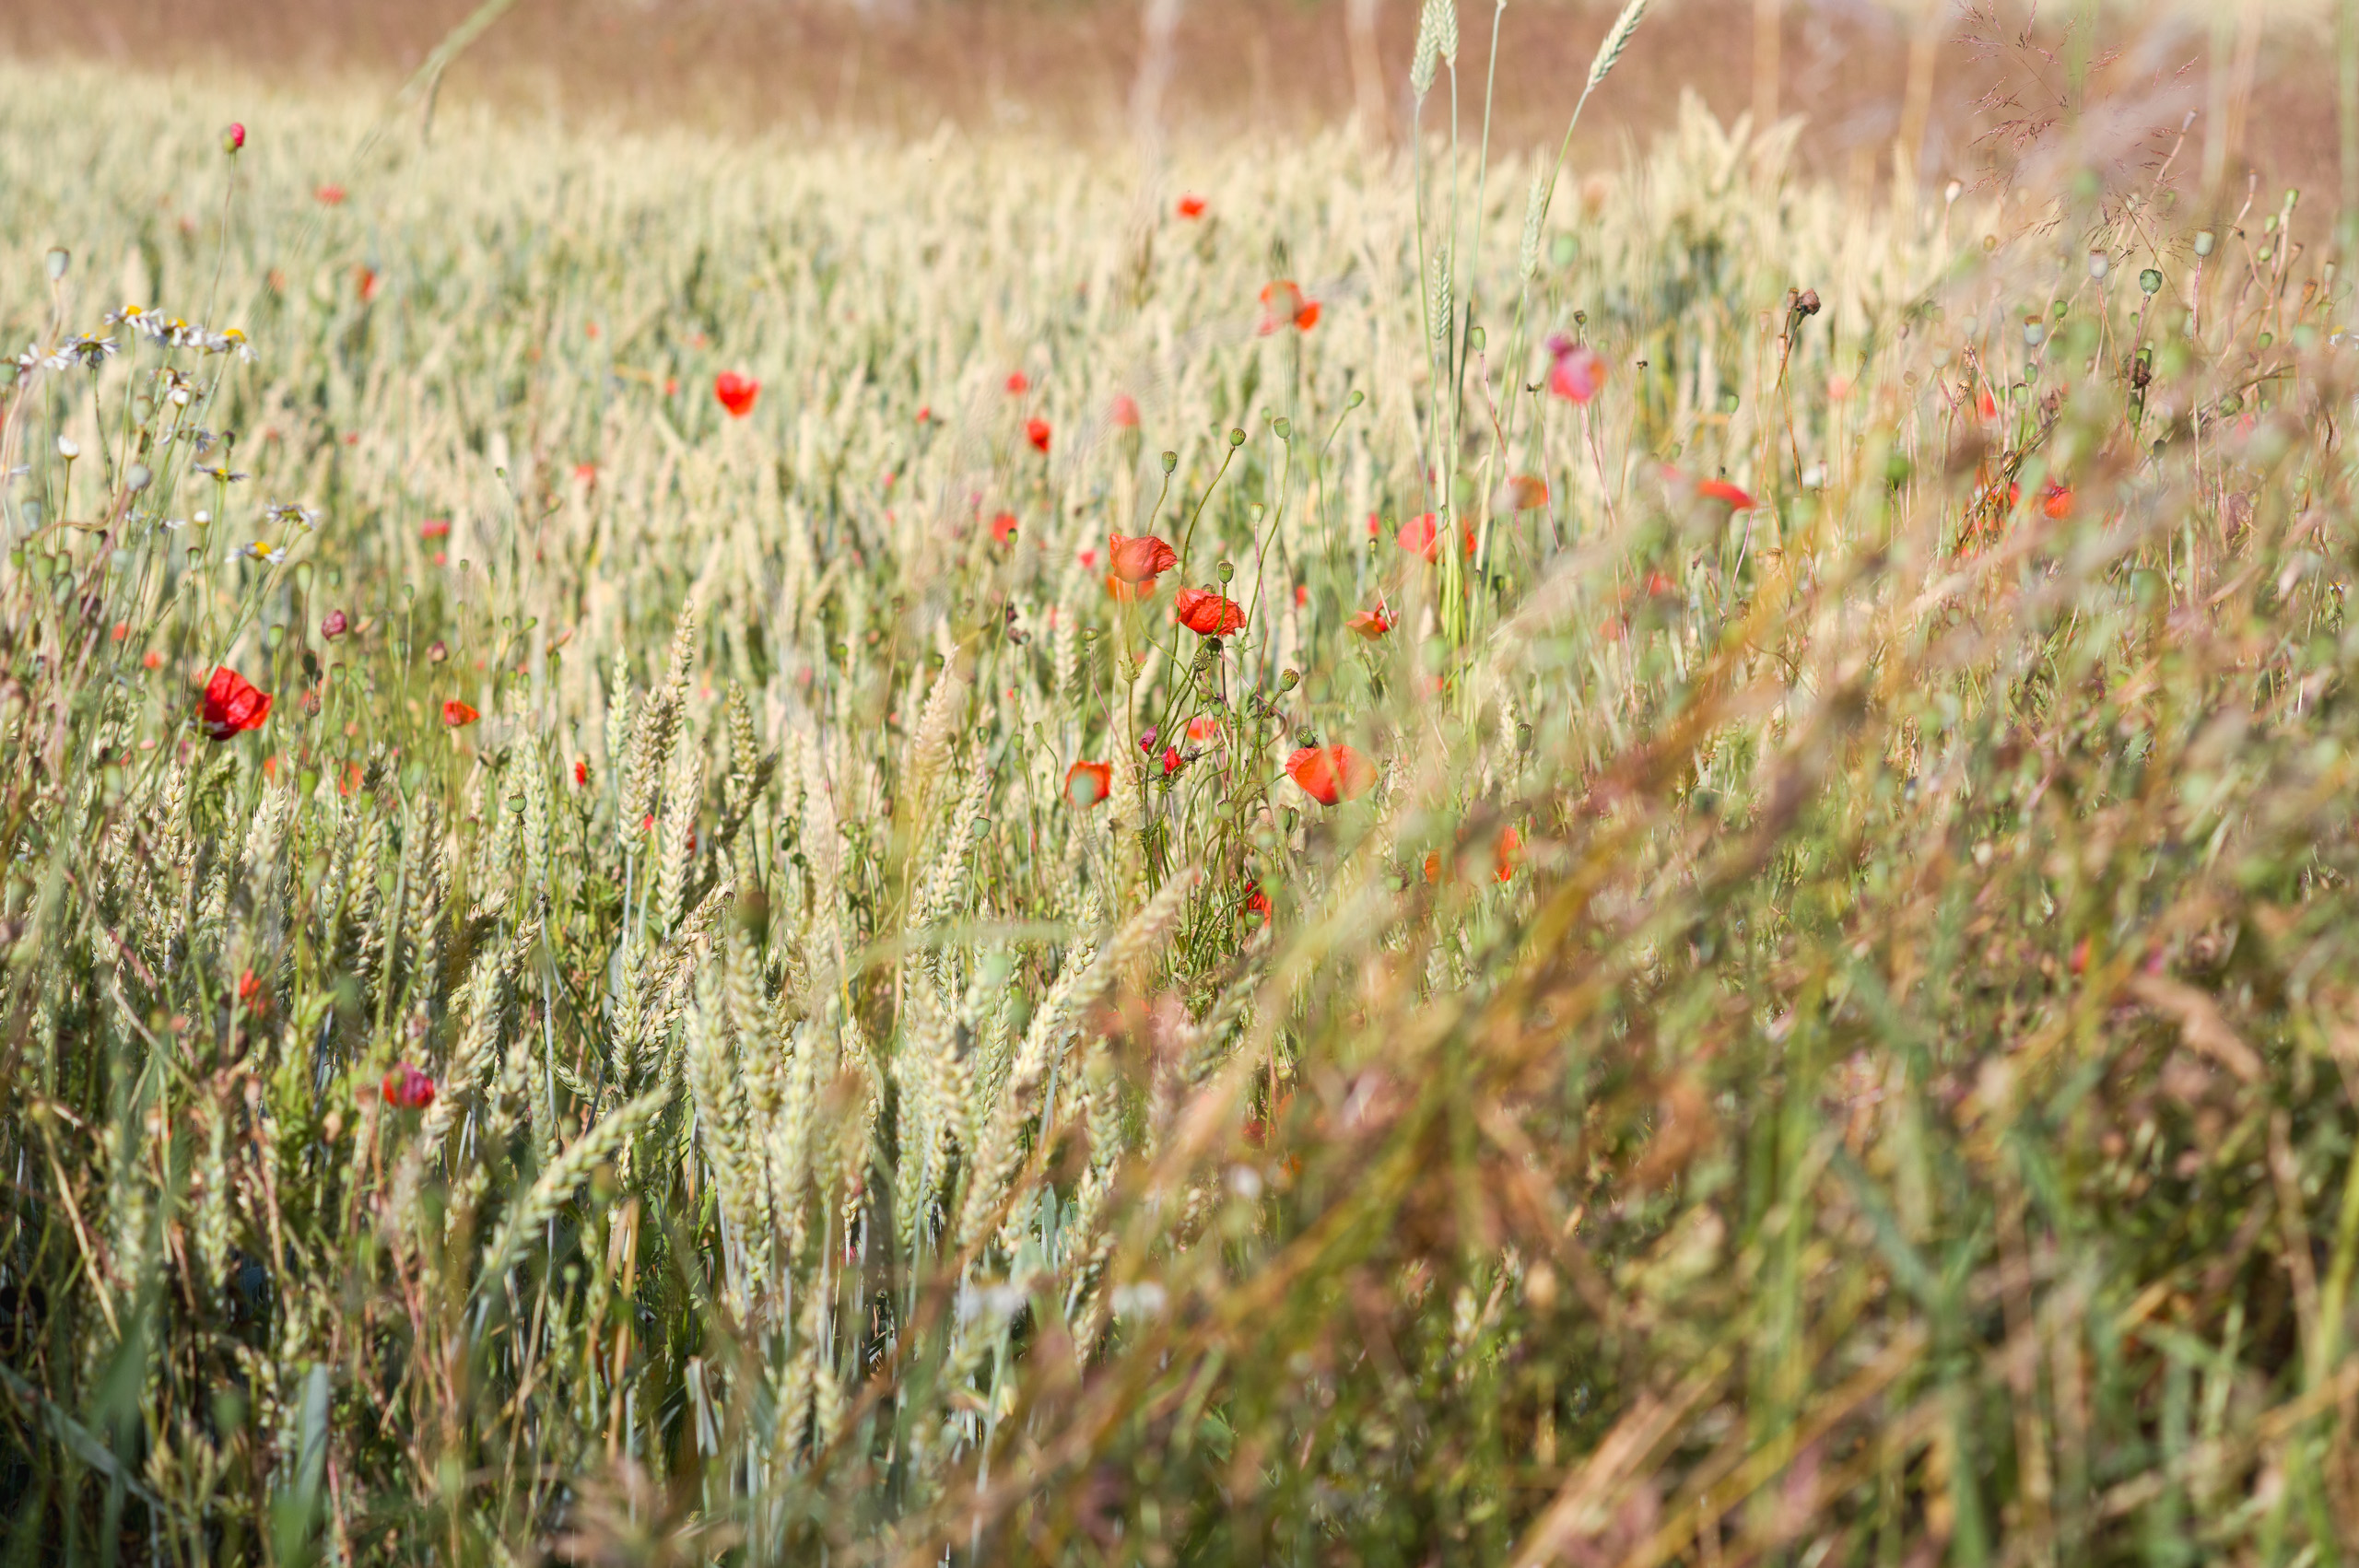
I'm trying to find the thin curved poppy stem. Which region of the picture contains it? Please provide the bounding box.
[1173,436,1240,571]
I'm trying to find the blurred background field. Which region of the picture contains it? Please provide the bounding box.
[5,0,2359,1563]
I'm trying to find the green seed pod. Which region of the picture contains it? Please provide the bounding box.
[125,463,152,494]
[1272,416,1290,439]
[1229,427,1246,448]
[1161,450,1178,474]
[1346,389,1365,408]
[1280,669,1300,692]
[44,249,68,282]
[2139,267,2163,295]
[1468,324,1485,352]
[2194,230,2215,258]
[1217,560,1234,582]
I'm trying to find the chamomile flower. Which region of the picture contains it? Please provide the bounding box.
[63,333,116,369]
[233,540,287,565]
[194,463,249,484]
[264,501,321,531]
[14,342,71,374]
[204,329,256,363]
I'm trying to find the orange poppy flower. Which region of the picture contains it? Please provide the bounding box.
[1258,280,1320,334]
[357,266,379,302]
[201,667,272,740]
[1241,880,1272,920]
[1494,825,1522,882]
[237,969,269,1015]
[1497,474,1548,511]
[2040,483,2073,519]
[1178,193,1208,219]
[714,371,760,418]
[442,699,479,728]
[1107,572,1160,602]
[381,1061,436,1110]
[1285,743,1376,806]
[992,511,1019,544]
[1111,392,1141,428]
[1696,477,1754,510]
[1064,760,1113,808]
[1025,417,1051,454]
[1109,532,1179,582]
[1395,513,1473,563]
[1187,715,1221,745]
[1345,605,1394,640]
[1174,587,1246,636]
[1546,334,1606,403]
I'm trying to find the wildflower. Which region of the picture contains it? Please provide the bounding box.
[1187,716,1220,745]
[1285,743,1376,805]
[1258,280,1320,334]
[991,511,1019,544]
[234,541,288,565]
[2041,482,2074,520]
[61,333,116,369]
[264,501,320,530]
[1545,334,1606,404]
[1497,474,1548,511]
[142,650,162,670]
[1178,193,1208,219]
[201,666,272,740]
[1005,370,1030,394]
[421,519,452,541]
[1696,478,1754,510]
[357,267,379,302]
[1396,513,1470,563]
[714,370,760,418]
[194,463,250,484]
[1174,587,1246,636]
[1645,569,1678,598]
[427,640,448,662]
[1109,532,1179,583]
[1241,880,1272,920]
[381,1061,436,1110]
[573,462,597,486]
[1161,745,1183,774]
[320,609,348,639]
[1494,825,1522,882]
[1026,416,1051,454]
[224,123,245,153]
[1978,384,1999,420]
[442,699,479,728]
[315,183,346,205]
[1294,583,1309,608]
[1064,760,1113,808]
[575,759,589,786]
[237,969,268,1014]
[1106,572,1160,603]
[916,404,932,423]
[1111,392,1141,428]
[212,327,255,362]
[1345,605,1394,640]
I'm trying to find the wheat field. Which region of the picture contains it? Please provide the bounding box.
[1,15,2356,1564]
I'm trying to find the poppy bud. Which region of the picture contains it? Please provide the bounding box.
[427,639,448,663]
[1162,451,1178,474]
[224,123,246,153]
[320,609,348,639]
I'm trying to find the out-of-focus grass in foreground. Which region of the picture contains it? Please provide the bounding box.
[1,41,2357,1567]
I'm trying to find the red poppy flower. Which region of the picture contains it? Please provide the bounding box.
[442,699,479,728]
[1161,745,1182,775]
[1109,532,1179,582]
[1345,605,1394,640]
[573,462,598,486]
[1367,512,1382,538]
[1006,370,1030,394]
[237,969,269,1014]
[992,511,1020,544]
[420,519,451,540]
[225,123,245,152]
[1178,193,1208,219]
[1285,743,1375,806]
[1174,587,1246,636]
[574,759,589,787]
[1258,280,1321,334]
[1977,385,1999,421]
[315,183,346,205]
[1423,850,1443,884]
[381,1061,435,1111]
[1294,583,1309,608]
[2041,483,2073,519]
[1187,716,1221,745]
[714,371,760,418]
[1241,880,1272,920]
[1397,513,1441,563]
[1025,417,1051,454]
[1110,392,1141,428]
[1064,760,1113,808]
[1106,572,1160,602]
[142,650,162,670]
[1546,334,1606,404]
[1494,825,1522,883]
[1497,474,1548,511]
[201,667,272,740]
[357,266,379,302]
[1696,477,1755,510]
[1645,569,1678,598]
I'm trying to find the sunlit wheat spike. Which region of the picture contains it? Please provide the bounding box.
[1520,161,1547,281]
[1585,0,1648,92]
[1428,247,1454,347]
[1411,0,1453,97]
[475,1083,669,1294]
